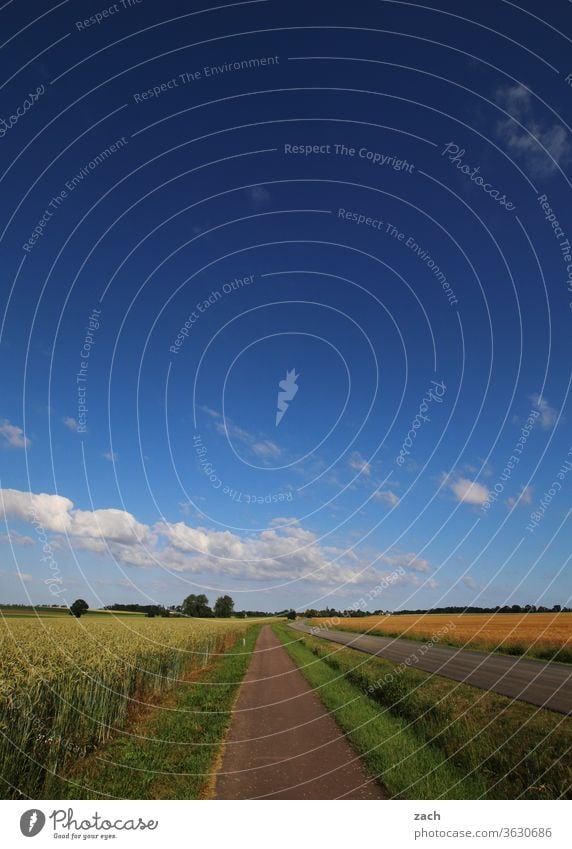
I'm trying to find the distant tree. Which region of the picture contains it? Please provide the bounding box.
[552,604,562,612]
[286,609,297,620]
[214,595,234,618]
[182,593,212,617]
[70,599,89,618]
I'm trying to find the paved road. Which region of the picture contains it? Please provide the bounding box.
[290,622,572,715]
[214,626,386,799]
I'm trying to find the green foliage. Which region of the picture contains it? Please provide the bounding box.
[48,625,261,799]
[181,593,212,618]
[69,599,89,618]
[214,595,234,618]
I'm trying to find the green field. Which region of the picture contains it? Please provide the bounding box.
[0,606,146,619]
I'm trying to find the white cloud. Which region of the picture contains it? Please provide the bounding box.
[506,485,533,510]
[0,487,435,590]
[71,508,155,545]
[530,394,559,430]
[103,451,119,462]
[0,419,30,449]
[378,552,431,573]
[373,488,400,507]
[0,489,155,547]
[13,571,33,582]
[496,84,571,175]
[210,410,282,460]
[0,489,74,533]
[348,451,371,477]
[251,440,281,459]
[0,531,34,546]
[199,405,220,419]
[62,417,78,431]
[448,475,490,506]
[462,575,479,590]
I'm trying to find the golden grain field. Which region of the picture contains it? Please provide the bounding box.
[311,612,572,661]
[0,615,251,798]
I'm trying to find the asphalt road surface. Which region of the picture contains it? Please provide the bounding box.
[214,626,387,799]
[290,621,572,715]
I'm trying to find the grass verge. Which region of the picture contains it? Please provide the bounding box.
[273,623,483,799]
[273,624,571,799]
[46,624,261,799]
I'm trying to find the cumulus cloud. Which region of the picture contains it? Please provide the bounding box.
[0,419,30,449]
[0,487,435,589]
[0,489,154,547]
[0,489,74,533]
[103,451,119,462]
[373,488,400,507]
[348,451,371,477]
[462,575,479,590]
[0,531,34,546]
[530,394,559,430]
[378,552,431,573]
[62,417,79,431]
[496,84,571,175]
[447,475,491,505]
[506,485,533,510]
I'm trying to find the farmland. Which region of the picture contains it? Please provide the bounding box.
[0,606,146,618]
[310,612,572,663]
[0,615,255,798]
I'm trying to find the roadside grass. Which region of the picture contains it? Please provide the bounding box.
[273,623,484,799]
[274,624,571,800]
[46,624,261,799]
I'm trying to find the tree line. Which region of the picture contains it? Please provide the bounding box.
[301,604,568,617]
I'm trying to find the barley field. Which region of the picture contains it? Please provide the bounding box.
[310,612,572,662]
[0,615,251,798]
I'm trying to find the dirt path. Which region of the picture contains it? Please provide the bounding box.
[214,626,386,799]
[291,622,572,715]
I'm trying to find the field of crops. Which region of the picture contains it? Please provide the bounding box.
[0,607,145,618]
[310,612,572,662]
[0,615,252,798]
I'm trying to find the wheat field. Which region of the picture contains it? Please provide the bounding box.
[311,612,572,662]
[0,615,251,798]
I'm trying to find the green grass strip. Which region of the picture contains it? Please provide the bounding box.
[272,623,484,799]
[275,625,571,800]
[47,625,261,799]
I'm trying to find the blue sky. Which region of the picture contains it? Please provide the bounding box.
[0,0,570,612]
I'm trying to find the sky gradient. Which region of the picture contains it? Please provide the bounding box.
[0,0,571,613]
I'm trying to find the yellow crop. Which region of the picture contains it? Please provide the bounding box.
[0,615,250,798]
[311,612,572,661]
